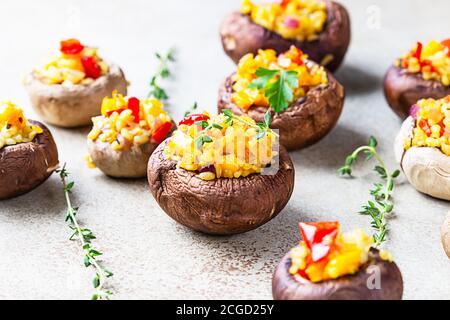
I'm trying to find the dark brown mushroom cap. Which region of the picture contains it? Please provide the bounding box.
[272,248,403,300]
[383,65,450,119]
[0,120,59,200]
[220,0,351,72]
[218,62,345,151]
[147,140,295,235]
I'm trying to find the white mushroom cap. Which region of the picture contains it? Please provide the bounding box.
[442,212,450,259]
[394,116,450,201]
[24,63,127,128]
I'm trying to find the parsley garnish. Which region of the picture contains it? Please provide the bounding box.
[249,68,299,113]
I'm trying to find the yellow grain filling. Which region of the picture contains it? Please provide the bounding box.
[241,0,327,42]
[34,45,108,86]
[165,112,277,180]
[289,228,374,283]
[232,46,328,111]
[88,91,172,152]
[0,101,43,150]
[403,96,450,156]
[397,40,450,86]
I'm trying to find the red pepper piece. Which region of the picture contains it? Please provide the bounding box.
[179,114,210,126]
[106,108,125,117]
[413,42,423,61]
[299,222,339,262]
[297,268,310,280]
[81,56,102,79]
[418,119,432,136]
[442,39,450,57]
[60,39,85,54]
[127,97,140,123]
[421,59,437,72]
[152,122,173,144]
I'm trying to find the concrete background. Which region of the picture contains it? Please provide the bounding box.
[0,0,449,299]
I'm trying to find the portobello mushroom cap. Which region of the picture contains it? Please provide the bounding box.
[0,120,59,199]
[394,116,450,200]
[147,140,295,235]
[272,248,403,300]
[442,211,450,259]
[24,63,127,128]
[220,0,351,72]
[87,121,175,178]
[218,62,345,151]
[384,65,450,119]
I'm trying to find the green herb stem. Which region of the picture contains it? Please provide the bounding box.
[148,48,176,101]
[58,164,113,300]
[339,137,400,248]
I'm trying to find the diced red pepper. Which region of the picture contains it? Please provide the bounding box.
[280,0,290,8]
[418,119,431,136]
[299,222,339,262]
[81,56,102,79]
[60,39,85,55]
[413,42,423,61]
[421,59,437,72]
[297,268,310,280]
[179,114,210,126]
[127,97,141,123]
[152,122,173,144]
[106,108,125,117]
[442,39,450,56]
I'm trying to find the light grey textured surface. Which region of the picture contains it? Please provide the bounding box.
[0,0,449,300]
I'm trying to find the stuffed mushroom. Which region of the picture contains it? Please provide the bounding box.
[24,39,127,127]
[0,101,59,199]
[394,96,450,200]
[86,91,175,178]
[272,221,404,300]
[384,39,450,118]
[218,46,345,151]
[148,111,295,235]
[220,0,350,72]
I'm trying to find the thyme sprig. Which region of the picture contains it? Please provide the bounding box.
[57,164,113,300]
[148,48,176,101]
[338,137,401,247]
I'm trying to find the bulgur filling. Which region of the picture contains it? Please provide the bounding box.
[33,38,109,86]
[404,96,450,156]
[165,112,278,181]
[397,40,450,86]
[0,101,43,150]
[87,91,173,152]
[241,0,327,42]
[289,222,383,283]
[232,46,328,111]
